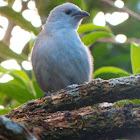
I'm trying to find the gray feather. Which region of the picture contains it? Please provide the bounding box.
[31,3,93,92]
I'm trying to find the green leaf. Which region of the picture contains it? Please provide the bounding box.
[0,93,4,105]
[73,0,84,9]
[7,0,15,6]
[0,65,30,89]
[32,73,43,98]
[0,81,35,103]
[0,41,26,61]
[102,54,130,66]
[93,66,131,80]
[10,70,31,89]
[0,6,39,35]
[131,42,140,74]
[0,108,11,115]
[29,35,36,51]
[78,23,111,34]
[0,65,7,73]
[33,80,43,98]
[82,31,113,46]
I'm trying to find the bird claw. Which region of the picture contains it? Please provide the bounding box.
[44,91,52,96]
[39,91,52,100]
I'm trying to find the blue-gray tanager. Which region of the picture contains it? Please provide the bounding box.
[31,3,93,94]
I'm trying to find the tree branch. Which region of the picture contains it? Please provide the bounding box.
[6,74,140,116]
[0,116,37,140]
[101,0,140,21]
[98,37,140,44]
[4,104,140,140]
[2,74,140,139]
[3,20,15,45]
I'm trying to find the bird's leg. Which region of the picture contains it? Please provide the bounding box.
[44,90,53,96]
[39,91,53,100]
[44,91,52,96]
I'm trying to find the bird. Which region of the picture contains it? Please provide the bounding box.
[31,2,93,94]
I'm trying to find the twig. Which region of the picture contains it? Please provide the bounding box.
[3,20,15,45]
[101,0,140,21]
[98,37,140,44]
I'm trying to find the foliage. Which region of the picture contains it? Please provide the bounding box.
[0,42,26,61]
[93,66,131,79]
[0,6,39,35]
[131,42,140,74]
[0,0,140,114]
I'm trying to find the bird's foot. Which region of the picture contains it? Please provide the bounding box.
[44,91,52,96]
[39,91,53,100]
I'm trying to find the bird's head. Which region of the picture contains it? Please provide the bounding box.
[47,3,89,30]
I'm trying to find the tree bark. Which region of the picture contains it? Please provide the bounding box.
[1,74,140,140]
[0,116,37,140]
[6,74,140,117]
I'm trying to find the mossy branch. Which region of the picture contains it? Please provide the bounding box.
[6,74,140,118]
[2,74,140,140]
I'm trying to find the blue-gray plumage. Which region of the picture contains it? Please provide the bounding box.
[31,3,93,93]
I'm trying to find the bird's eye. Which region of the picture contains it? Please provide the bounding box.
[65,9,72,15]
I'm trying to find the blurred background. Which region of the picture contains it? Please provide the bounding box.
[0,0,140,113]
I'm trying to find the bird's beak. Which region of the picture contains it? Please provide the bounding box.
[73,11,90,18]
